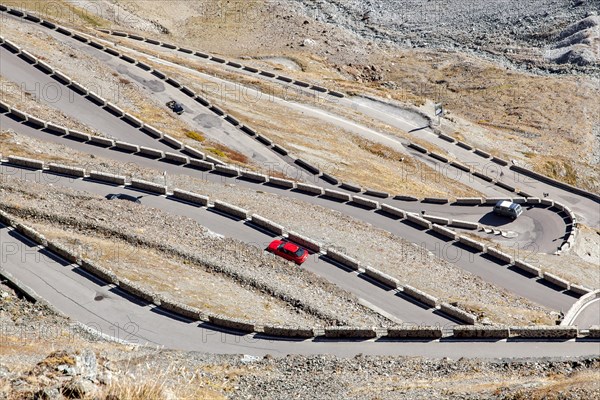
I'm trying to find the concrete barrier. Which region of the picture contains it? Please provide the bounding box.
[172,189,209,206]
[2,39,21,53]
[114,141,140,153]
[287,231,321,252]
[88,171,126,185]
[87,91,106,106]
[104,48,120,57]
[162,135,184,149]
[45,123,68,136]
[130,178,167,195]
[210,57,227,64]
[214,164,240,177]
[79,259,118,285]
[262,326,314,338]
[363,266,399,289]
[525,197,541,205]
[385,326,443,339]
[569,284,591,296]
[72,33,89,43]
[213,201,249,220]
[458,235,486,252]
[118,278,160,304]
[453,326,509,339]
[552,202,566,212]
[456,141,473,150]
[68,81,87,94]
[251,214,285,235]
[423,215,449,225]
[540,198,554,207]
[138,146,164,159]
[439,303,477,324]
[542,272,570,290]
[208,314,255,332]
[449,219,480,230]
[195,51,210,59]
[161,43,177,50]
[136,62,152,71]
[122,114,143,127]
[14,223,47,246]
[240,170,268,183]
[364,189,389,198]
[48,163,85,178]
[323,327,377,339]
[182,145,205,160]
[311,85,328,93]
[189,159,214,171]
[586,326,600,338]
[422,198,449,204]
[145,38,161,45]
[450,161,471,172]
[152,70,167,79]
[256,135,272,146]
[104,103,125,117]
[292,80,310,88]
[243,66,259,72]
[159,298,201,321]
[408,143,428,153]
[7,156,44,169]
[495,181,516,192]
[323,189,351,202]
[18,50,37,64]
[24,114,46,128]
[40,20,57,29]
[432,224,457,240]
[406,214,432,229]
[473,171,494,182]
[340,182,362,193]
[438,133,456,143]
[295,183,323,196]
[0,101,9,113]
[294,159,320,175]
[509,326,578,339]
[474,149,491,158]
[163,152,189,165]
[47,242,79,264]
[429,153,449,163]
[88,41,105,50]
[491,157,509,166]
[486,247,514,264]
[484,197,511,205]
[380,203,406,219]
[89,136,114,147]
[240,126,256,136]
[140,124,163,139]
[325,248,360,271]
[259,71,276,78]
[165,77,182,88]
[513,260,541,277]
[319,173,339,185]
[268,177,296,189]
[329,91,345,98]
[272,144,289,155]
[402,285,438,308]
[8,108,28,121]
[351,196,379,209]
[276,75,293,83]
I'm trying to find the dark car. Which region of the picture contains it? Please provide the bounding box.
[166,100,184,115]
[105,193,141,204]
[267,240,309,265]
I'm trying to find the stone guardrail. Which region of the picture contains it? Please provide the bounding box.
[0,153,477,326]
[0,148,587,301]
[0,194,596,340]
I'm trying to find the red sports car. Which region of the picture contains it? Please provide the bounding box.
[267,240,309,265]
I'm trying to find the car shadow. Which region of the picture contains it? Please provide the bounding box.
[478,212,512,227]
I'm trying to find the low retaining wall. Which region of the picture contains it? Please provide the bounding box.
[363,267,399,289]
[323,189,351,202]
[380,203,406,219]
[351,195,379,209]
[509,326,578,339]
[172,189,209,206]
[117,278,160,304]
[159,298,202,321]
[402,285,438,308]
[48,163,86,178]
[296,183,324,196]
[79,259,118,285]
[542,272,570,290]
[287,231,321,252]
[262,326,315,338]
[406,214,432,229]
[453,326,510,339]
[385,326,443,339]
[423,215,449,225]
[240,170,268,183]
[450,219,480,230]
[208,314,255,332]
[251,214,285,235]
[130,178,167,195]
[88,171,126,185]
[513,260,541,277]
[439,303,477,324]
[486,247,514,264]
[431,224,457,240]
[458,235,486,252]
[323,327,377,339]
[7,156,44,169]
[325,248,360,270]
[268,177,295,189]
[213,200,249,219]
